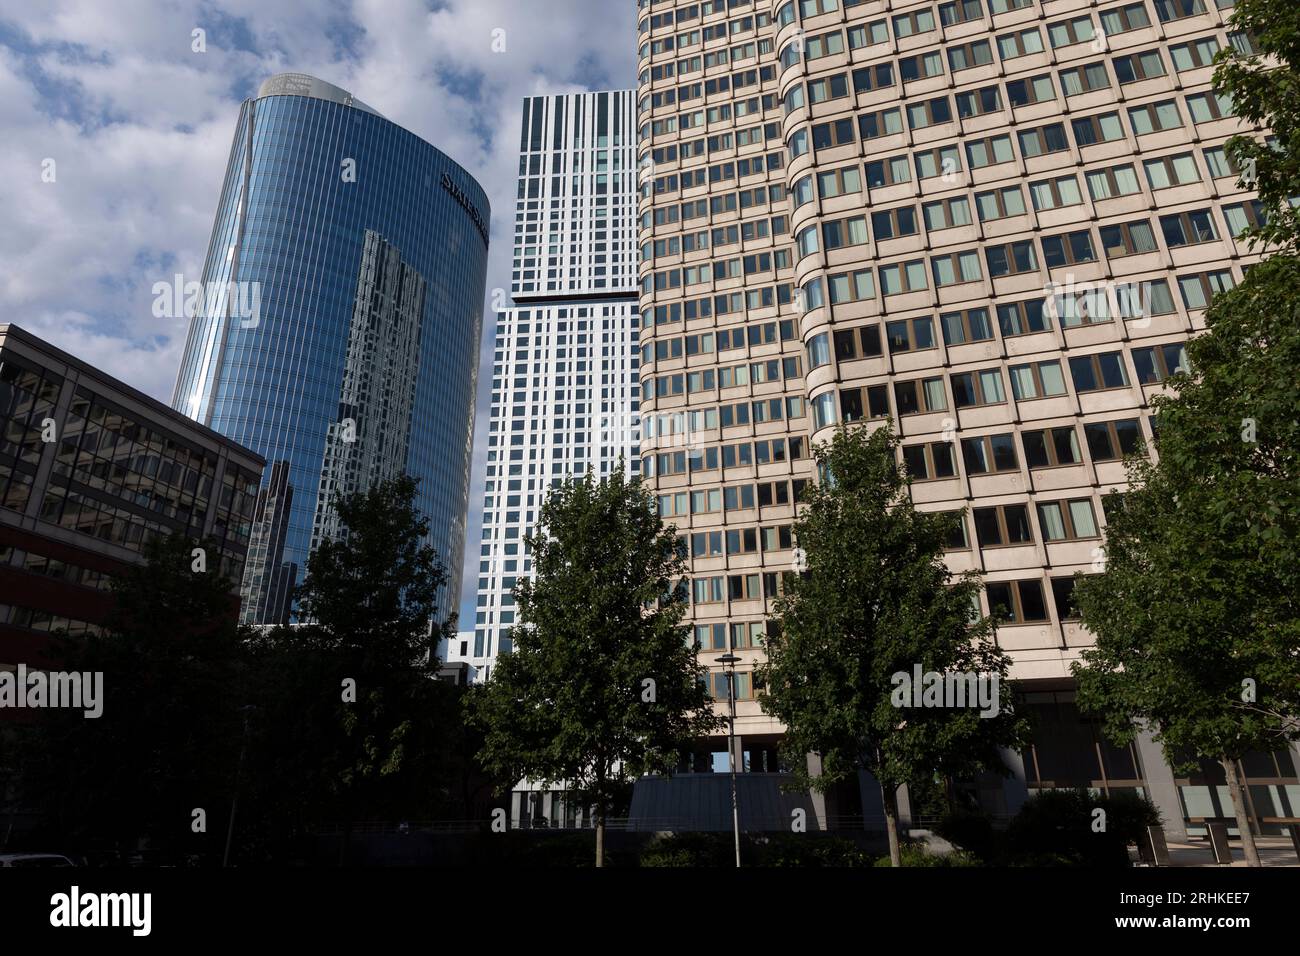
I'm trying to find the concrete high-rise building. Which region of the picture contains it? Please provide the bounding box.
[453,91,640,686]
[635,0,1298,834]
[172,73,490,624]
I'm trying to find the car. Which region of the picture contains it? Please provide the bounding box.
[0,853,77,867]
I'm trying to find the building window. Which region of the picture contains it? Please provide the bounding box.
[907,96,954,130]
[1114,50,1167,84]
[915,145,962,179]
[986,241,1038,278]
[1178,271,1235,310]
[940,308,995,345]
[900,51,945,82]
[998,28,1044,60]
[1160,209,1219,247]
[924,198,974,232]
[976,185,1027,221]
[1154,0,1208,24]
[1051,577,1082,620]
[1048,15,1095,48]
[931,251,982,287]
[1170,36,1221,71]
[986,579,1050,623]
[818,165,862,198]
[1059,61,1111,95]
[943,511,970,550]
[1100,2,1152,36]
[886,317,936,353]
[1041,230,1097,267]
[1009,360,1067,401]
[958,84,1004,117]
[879,260,929,294]
[951,369,1007,408]
[1085,419,1145,461]
[893,8,937,39]
[1086,164,1141,200]
[962,433,1019,474]
[1038,499,1099,541]
[1072,111,1125,146]
[966,134,1014,169]
[1018,123,1069,157]
[1099,219,1159,258]
[1117,279,1177,319]
[1069,352,1131,392]
[974,504,1034,547]
[1054,288,1113,328]
[866,155,912,186]
[834,325,883,360]
[1132,343,1189,384]
[939,0,984,26]
[1186,91,1235,123]
[948,39,994,72]
[857,108,904,140]
[894,377,948,415]
[871,205,919,239]
[997,298,1050,336]
[903,442,958,481]
[1029,175,1082,211]
[1129,100,1183,135]
[1023,426,1083,468]
[1223,200,1268,239]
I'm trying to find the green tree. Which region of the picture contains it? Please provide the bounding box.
[469,466,722,867]
[242,475,454,863]
[22,533,244,863]
[1213,0,1300,249]
[1072,255,1300,868]
[759,425,1029,867]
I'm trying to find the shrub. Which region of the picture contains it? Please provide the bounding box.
[639,832,734,867]
[753,834,874,867]
[935,809,998,862]
[873,842,980,867]
[1005,789,1159,867]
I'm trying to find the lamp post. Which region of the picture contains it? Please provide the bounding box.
[223,704,257,868]
[718,652,742,867]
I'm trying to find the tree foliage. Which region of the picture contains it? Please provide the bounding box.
[759,425,1029,865]
[1072,255,1300,748]
[469,466,722,865]
[20,533,244,862]
[18,477,489,865]
[1072,256,1300,867]
[240,475,470,851]
[1214,0,1300,249]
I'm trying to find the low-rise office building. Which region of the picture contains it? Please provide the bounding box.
[0,324,264,668]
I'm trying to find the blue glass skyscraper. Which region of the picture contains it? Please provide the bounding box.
[172,73,490,624]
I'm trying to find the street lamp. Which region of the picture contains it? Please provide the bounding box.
[718,652,742,867]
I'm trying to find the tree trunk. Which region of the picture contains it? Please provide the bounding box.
[881,780,902,867]
[1220,757,1261,867]
[595,810,605,868]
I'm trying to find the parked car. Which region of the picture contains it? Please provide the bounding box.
[0,853,78,867]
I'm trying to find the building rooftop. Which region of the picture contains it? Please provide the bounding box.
[0,323,264,467]
[255,73,383,118]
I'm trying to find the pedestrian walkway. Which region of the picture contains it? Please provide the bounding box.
[1163,835,1298,867]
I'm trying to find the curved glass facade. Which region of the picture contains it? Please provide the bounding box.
[172,74,490,624]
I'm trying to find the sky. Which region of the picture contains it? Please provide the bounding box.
[0,0,639,625]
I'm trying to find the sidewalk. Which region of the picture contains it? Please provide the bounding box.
[1163,835,1299,867]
